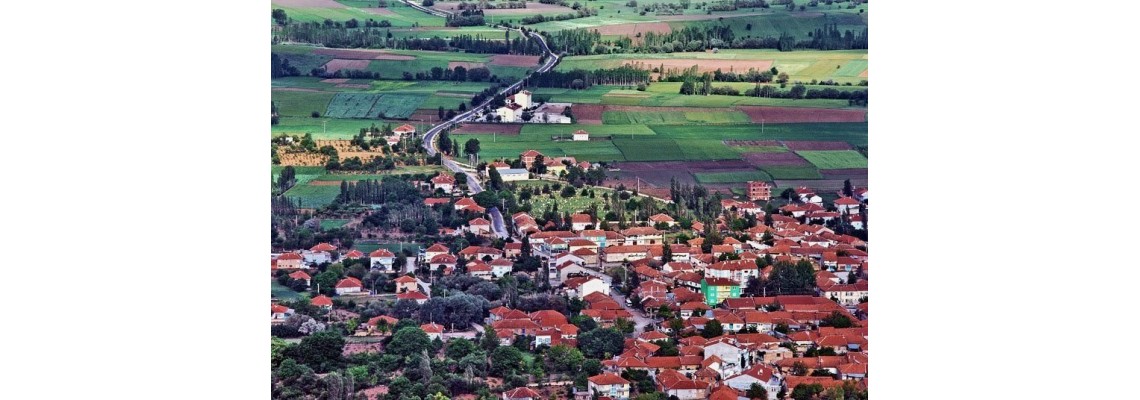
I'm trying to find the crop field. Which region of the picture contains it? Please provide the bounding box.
[758,166,824,180]
[534,86,853,108]
[693,170,774,184]
[601,110,751,125]
[283,182,343,208]
[271,281,303,301]
[558,50,868,84]
[795,150,868,169]
[456,121,865,163]
[273,3,447,27]
[273,90,336,117]
[612,137,685,162]
[324,92,428,119]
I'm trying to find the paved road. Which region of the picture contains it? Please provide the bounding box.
[609,290,657,335]
[414,22,558,241]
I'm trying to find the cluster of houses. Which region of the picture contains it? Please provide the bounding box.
[272,179,869,400]
[491,90,572,124]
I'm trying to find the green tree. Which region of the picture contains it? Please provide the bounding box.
[701,319,724,338]
[614,318,635,335]
[272,8,288,25]
[446,338,478,360]
[464,138,481,158]
[282,330,344,372]
[490,346,525,377]
[577,328,624,359]
[747,383,769,399]
[481,328,501,352]
[546,344,586,374]
[388,326,431,358]
[489,167,504,191]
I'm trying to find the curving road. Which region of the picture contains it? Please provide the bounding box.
[410,15,560,240]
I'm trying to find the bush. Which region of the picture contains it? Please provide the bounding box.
[311,111,321,118]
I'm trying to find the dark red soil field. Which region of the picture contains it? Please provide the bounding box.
[741,152,812,167]
[573,104,604,125]
[323,59,372,73]
[781,141,854,151]
[606,160,756,199]
[773,179,867,192]
[737,106,866,123]
[724,140,782,147]
[452,123,522,135]
[820,168,868,180]
[490,54,540,67]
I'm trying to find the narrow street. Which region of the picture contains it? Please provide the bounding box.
[609,289,657,335]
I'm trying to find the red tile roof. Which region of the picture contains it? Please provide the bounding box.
[588,373,630,386]
[420,323,444,333]
[310,242,337,252]
[369,249,395,258]
[289,271,311,280]
[310,295,333,307]
[336,277,363,289]
[395,276,418,283]
[502,387,542,399]
[397,291,429,300]
[277,252,303,260]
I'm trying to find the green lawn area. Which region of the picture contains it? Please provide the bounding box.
[795,150,868,169]
[272,281,304,301]
[320,219,352,230]
[283,183,342,208]
[693,170,774,184]
[455,123,654,162]
[272,166,329,186]
[758,166,823,180]
[612,137,685,161]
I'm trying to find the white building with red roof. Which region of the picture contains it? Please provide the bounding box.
[520,150,543,168]
[343,249,365,259]
[572,129,589,141]
[335,277,363,295]
[723,365,782,399]
[587,373,630,400]
[310,294,333,309]
[467,261,494,280]
[423,243,450,260]
[420,323,444,340]
[490,258,514,278]
[393,124,416,136]
[288,270,311,287]
[834,196,862,213]
[454,197,486,213]
[369,248,396,271]
[502,387,542,400]
[431,173,456,193]
[429,253,457,272]
[570,213,594,231]
[274,252,306,270]
[397,290,429,304]
[468,217,492,235]
[271,304,294,322]
[395,275,419,293]
[496,103,523,122]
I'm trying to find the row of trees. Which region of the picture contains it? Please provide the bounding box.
[527,65,652,88]
[544,24,867,55]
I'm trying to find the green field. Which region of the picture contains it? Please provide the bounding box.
[456,122,866,163]
[325,92,428,119]
[274,90,336,117]
[274,4,446,27]
[795,150,868,169]
[272,281,303,300]
[612,137,685,162]
[759,166,823,180]
[320,219,352,230]
[283,183,342,208]
[693,170,774,184]
[602,110,751,125]
[272,166,329,186]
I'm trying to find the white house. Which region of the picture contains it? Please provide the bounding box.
[587,373,630,400]
[572,277,610,300]
[723,365,782,400]
[508,90,532,108]
[468,217,492,235]
[496,103,522,122]
[431,174,456,193]
[572,129,589,141]
[499,168,530,182]
[704,339,748,377]
[335,277,363,295]
[490,258,514,278]
[271,304,294,322]
[370,249,396,271]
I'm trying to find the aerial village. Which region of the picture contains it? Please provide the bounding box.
[272,147,868,400]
